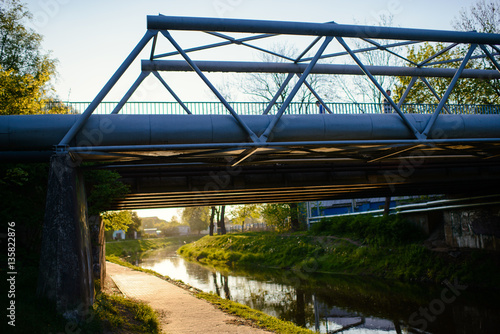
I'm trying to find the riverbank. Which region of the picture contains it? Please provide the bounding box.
[106,255,316,333]
[106,235,202,259]
[178,226,500,289]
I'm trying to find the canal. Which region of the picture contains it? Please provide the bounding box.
[137,246,499,334]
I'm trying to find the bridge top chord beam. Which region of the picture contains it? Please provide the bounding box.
[147,15,500,45]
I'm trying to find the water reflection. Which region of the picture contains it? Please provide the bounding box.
[139,248,500,334]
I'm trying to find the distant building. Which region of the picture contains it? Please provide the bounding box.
[178,225,190,235]
[309,198,395,216]
[112,230,126,240]
[143,228,159,236]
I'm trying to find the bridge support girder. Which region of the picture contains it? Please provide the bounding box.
[36,154,94,320]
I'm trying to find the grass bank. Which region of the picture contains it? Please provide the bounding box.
[178,216,500,288]
[93,292,160,333]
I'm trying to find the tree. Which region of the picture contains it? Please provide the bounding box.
[0,0,68,114]
[181,206,210,234]
[230,204,261,232]
[395,2,500,105]
[328,15,403,104]
[209,206,216,236]
[395,46,499,105]
[170,215,180,225]
[126,211,142,238]
[84,168,130,216]
[261,203,291,232]
[452,0,500,102]
[242,43,326,113]
[289,203,300,232]
[218,205,227,235]
[453,0,500,34]
[101,210,134,232]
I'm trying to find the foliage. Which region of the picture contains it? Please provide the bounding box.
[127,211,142,234]
[0,163,49,253]
[309,214,426,247]
[141,215,185,236]
[0,0,69,114]
[179,231,500,288]
[229,204,261,229]
[106,235,203,260]
[181,206,210,234]
[102,210,134,232]
[395,1,500,105]
[94,292,161,334]
[84,168,130,215]
[261,203,291,232]
[394,42,499,105]
[197,292,316,334]
[453,0,500,34]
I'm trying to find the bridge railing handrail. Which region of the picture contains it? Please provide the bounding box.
[53,101,500,115]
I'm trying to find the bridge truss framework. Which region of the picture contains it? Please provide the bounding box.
[4,15,500,208]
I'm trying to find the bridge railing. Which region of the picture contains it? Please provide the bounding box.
[56,101,500,115]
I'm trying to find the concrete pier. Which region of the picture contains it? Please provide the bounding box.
[36,154,94,320]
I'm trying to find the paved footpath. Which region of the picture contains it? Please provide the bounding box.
[106,261,274,334]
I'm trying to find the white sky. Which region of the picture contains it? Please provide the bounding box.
[22,0,476,220]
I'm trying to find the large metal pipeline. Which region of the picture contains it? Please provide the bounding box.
[1,114,500,153]
[142,60,500,79]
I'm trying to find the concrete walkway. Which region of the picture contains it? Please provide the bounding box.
[106,261,274,334]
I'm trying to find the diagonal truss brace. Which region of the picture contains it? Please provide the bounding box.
[479,44,500,73]
[152,71,192,114]
[262,73,294,115]
[419,77,452,114]
[259,36,333,142]
[421,44,477,138]
[161,30,260,142]
[336,36,424,140]
[111,71,151,114]
[58,30,158,147]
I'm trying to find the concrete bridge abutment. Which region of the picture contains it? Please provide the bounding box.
[443,205,500,251]
[36,153,94,320]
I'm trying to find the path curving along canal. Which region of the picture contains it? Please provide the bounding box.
[138,247,499,334]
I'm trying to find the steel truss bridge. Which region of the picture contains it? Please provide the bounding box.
[2,15,500,209]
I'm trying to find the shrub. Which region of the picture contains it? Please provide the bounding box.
[309,214,425,246]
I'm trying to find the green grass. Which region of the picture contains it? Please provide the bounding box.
[93,292,161,333]
[309,214,426,246]
[196,292,316,334]
[178,228,500,288]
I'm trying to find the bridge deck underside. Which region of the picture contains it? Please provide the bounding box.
[105,142,500,209]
